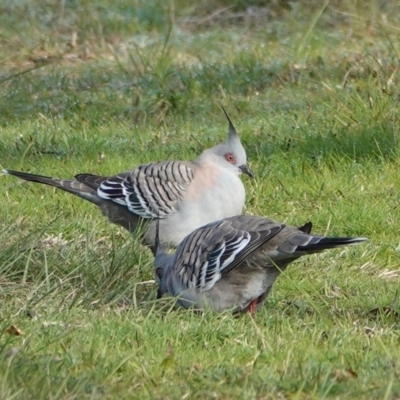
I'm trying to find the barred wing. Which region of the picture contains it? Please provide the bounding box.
[174,219,283,292]
[93,161,194,219]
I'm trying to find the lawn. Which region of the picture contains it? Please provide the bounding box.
[1,0,400,398]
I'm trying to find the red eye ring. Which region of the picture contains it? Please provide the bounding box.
[225,153,236,164]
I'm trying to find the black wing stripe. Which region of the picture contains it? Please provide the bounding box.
[220,225,284,277]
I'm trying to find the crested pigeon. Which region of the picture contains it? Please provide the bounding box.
[3,110,253,251]
[154,215,367,314]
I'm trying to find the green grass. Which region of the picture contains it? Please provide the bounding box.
[1,0,400,398]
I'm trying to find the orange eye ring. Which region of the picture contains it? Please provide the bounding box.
[225,153,236,164]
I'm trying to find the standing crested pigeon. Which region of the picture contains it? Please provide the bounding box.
[3,110,253,250]
[154,215,367,314]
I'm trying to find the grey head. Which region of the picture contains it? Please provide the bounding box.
[197,107,254,178]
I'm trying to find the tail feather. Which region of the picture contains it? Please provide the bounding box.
[4,168,140,233]
[297,236,368,253]
[3,169,99,203]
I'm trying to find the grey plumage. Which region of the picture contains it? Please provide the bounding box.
[3,110,252,251]
[155,215,368,313]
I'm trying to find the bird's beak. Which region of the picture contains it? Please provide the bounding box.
[157,287,163,299]
[239,164,254,179]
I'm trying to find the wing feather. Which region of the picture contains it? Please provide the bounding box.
[175,219,284,292]
[97,161,194,219]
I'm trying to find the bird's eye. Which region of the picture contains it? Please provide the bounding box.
[224,153,236,164]
[156,268,163,280]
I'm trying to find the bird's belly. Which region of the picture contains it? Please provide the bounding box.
[202,271,268,312]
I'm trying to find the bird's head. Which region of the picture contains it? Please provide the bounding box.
[202,107,254,178]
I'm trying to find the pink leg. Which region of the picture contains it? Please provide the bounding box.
[248,299,257,315]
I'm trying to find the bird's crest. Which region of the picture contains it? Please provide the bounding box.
[221,106,239,142]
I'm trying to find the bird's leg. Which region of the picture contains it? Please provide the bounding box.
[248,299,257,315]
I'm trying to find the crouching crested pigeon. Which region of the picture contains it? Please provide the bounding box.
[3,109,253,250]
[154,215,367,314]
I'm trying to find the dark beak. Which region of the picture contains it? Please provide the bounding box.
[239,164,254,179]
[157,287,163,299]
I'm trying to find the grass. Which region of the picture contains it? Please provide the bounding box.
[1,0,400,398]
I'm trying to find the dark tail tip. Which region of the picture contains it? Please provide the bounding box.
[3,169,21,177]
[298,236,368,252]
[2,169,48,183]
[322,236,369,246]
